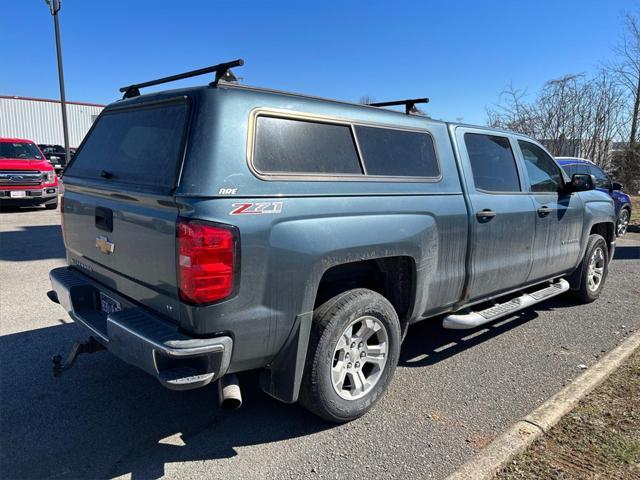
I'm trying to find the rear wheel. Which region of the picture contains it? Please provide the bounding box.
[299,288,401,423]
[616,208,630,237]
[572,234,608,303]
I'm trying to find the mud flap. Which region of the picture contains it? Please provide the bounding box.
[259,312,312,403]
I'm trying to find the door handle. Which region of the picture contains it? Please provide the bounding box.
[476,209,496,220]
[537,206,552,217]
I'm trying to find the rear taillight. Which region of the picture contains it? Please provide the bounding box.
[177,220,238,304]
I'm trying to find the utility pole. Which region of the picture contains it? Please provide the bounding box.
[46,0,71,164]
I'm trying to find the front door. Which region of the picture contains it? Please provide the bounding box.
[456,129,535,302]
[516,140,584,282]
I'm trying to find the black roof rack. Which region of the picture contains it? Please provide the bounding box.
[119,59,244,99]
[369,97,429,114]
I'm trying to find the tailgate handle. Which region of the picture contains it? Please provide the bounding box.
[95,207,113,232]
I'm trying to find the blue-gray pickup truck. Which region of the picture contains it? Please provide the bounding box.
[48,60,616,422]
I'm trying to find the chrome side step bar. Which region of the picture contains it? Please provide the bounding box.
[442,279,570,330]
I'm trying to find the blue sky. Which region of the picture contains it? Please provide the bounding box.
[1,0,633,125]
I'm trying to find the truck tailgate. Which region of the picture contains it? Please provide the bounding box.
[63,184,180,321]
[60,97,191,322]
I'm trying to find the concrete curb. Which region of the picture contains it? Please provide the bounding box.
[446,328,640,480]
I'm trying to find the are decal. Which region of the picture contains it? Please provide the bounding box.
[230,202,283,215]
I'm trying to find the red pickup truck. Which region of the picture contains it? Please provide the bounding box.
[0,137,59,209]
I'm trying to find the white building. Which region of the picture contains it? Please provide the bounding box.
[0,95,105,148]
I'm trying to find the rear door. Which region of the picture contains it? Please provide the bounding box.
[516,141,584,282]
[62,98,191,321]
[455,128,535,301]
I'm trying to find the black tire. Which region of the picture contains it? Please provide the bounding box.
[572,234,608,303]
[45,200,58,210]
[299,288,401,423]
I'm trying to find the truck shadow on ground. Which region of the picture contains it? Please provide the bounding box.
[400,308,539,368]
[0,323,328,479]
[0,225,65,261]
[401,246,638,368]
[0,304,557,479]
[613,245,640,260]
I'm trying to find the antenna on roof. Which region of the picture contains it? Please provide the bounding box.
[119,59,245,99]
[369,97,429,115]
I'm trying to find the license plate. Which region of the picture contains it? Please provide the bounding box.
[99,292,122,315]
[10,191,26,198]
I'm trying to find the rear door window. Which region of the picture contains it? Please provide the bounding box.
[354,126,439,177]
[253,116,362,175]
[65,100,190,192]
[464,133,521,192]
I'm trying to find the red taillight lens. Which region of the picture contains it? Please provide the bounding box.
[177,220,237,304]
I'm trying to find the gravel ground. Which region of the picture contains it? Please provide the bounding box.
[1,207,639,480]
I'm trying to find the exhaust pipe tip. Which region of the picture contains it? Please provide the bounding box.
[218,373,242,410]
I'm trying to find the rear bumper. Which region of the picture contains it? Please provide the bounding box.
[49,266,232,390]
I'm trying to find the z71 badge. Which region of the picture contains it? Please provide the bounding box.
[230,202,283,215]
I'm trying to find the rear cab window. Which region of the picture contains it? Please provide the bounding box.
[65,99,190,193]
[251,113,440,180]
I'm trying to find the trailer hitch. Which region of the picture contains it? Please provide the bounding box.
[52,337,106,377]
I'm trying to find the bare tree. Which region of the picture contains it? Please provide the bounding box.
[611,13,640,147]
[487,73,625,167]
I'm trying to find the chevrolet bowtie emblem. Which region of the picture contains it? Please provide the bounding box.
[96,235,115,254]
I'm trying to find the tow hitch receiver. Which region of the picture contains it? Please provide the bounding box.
[52,337,106,377]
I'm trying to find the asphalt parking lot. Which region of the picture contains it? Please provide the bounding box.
[1,206,639,480]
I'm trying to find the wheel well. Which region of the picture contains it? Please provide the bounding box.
[314,257,415,326]
[590,222,614,254]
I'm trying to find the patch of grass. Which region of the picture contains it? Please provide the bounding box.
[573,404,598,416]
[631,196,640,226]
[607,434,640,464]
[497,349,640,479]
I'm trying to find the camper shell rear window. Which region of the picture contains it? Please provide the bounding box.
[65,99,190,192]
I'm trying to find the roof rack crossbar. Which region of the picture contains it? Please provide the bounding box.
[119,59,244,99]
[369,97,429,114]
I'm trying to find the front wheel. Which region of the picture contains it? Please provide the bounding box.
[572,234,609,303]
[299,289,401,423]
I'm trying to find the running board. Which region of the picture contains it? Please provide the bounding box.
[442,279,570,330]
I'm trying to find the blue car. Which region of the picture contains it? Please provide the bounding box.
[557,157,632,236]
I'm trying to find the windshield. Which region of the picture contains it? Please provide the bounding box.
[0,142,43,160]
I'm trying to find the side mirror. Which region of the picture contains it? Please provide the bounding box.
[567,173,596,192]
[612,181,623,191]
